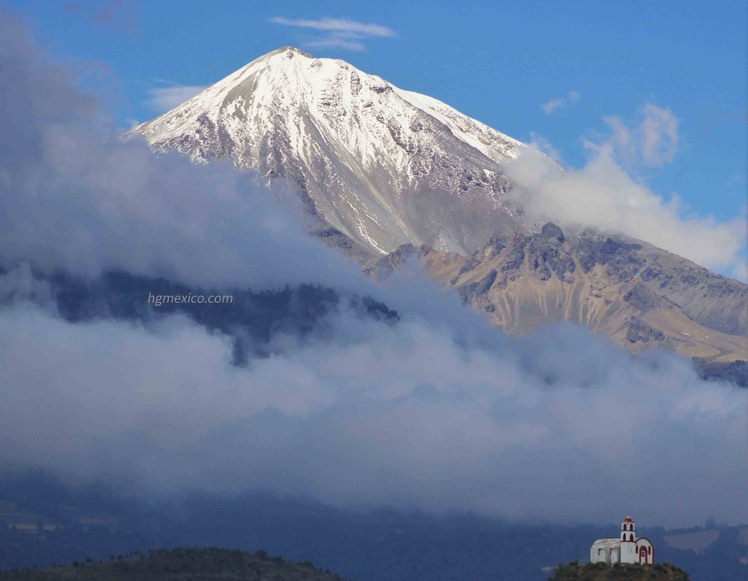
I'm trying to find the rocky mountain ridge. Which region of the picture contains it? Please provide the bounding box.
[369,223,747,369]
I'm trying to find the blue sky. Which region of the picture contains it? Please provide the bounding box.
[6,0,747,274]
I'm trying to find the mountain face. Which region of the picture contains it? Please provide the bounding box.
[134,47,747,374]
[134,46,525,258]
[369,224,748,371]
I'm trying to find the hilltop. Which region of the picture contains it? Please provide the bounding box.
[0,547,348,581]
[549,561,690,581]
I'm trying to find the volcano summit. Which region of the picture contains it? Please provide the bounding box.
[135,46,527,258]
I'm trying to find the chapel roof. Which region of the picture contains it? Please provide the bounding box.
[591,538,620,549]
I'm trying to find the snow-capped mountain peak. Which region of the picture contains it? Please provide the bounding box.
[134,47,527,256]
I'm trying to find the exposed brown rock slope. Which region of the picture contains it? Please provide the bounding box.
[369,223,748,370]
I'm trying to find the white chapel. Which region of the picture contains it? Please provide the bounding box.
[590,516,655,565]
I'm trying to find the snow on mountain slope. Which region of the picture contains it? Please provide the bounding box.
[133,46,528,256]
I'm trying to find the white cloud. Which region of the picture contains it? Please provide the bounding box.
[596,103,679,167]
[270,17,395,37]
[505,130,746,275]
[146,84,208,113]
[541,90,581,114]
[508,102,747,277]
[270,16,396,51]
[0,297,746,526]
[303,34,367,52]
[640,103,679,166]
[527,132,563,163]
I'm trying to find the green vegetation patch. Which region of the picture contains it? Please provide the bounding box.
[549,561,691,581]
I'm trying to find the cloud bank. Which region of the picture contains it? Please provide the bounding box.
[0,14,364,293]
[270,16,396,51]
[0,293,745,527]
[507,105,746,278]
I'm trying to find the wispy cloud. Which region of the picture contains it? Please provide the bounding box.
[270,16,396,52]
[541,90,581,115]
[270,17,395,37]
[303,34,367,52]
[506,103,746,278]
[597,103,679,167]
[146,83,208,113]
